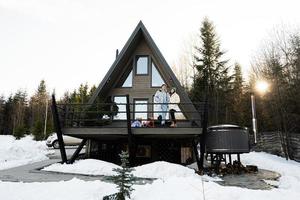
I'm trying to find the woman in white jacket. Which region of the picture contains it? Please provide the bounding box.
[154,84,170,126]
[169,88,180,127]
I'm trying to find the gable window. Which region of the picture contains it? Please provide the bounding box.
[122,70,133,87]
[136,56,148,75]
[151,62,165,87]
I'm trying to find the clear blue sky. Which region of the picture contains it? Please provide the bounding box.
[0,0,299,97]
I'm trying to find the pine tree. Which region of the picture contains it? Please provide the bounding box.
[78,83,89,104]
[12,90,28,138]
[231,63,245,124]
[0,95,5,135]
[88,85,97,99]
[191,17,231,124]
[33,120,44,141]
[2,95,14,135]
[30,80,50,140]
[104,151,135,200]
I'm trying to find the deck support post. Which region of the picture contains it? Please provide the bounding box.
[126,94,135,167]
[192,138,201,170]
[51,94,68,163]
[229,154,232,165]
[199,93,209,170]
[68,138,87,164]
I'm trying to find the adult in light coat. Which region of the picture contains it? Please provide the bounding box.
[169,88,180,127]
[154,84,170,125]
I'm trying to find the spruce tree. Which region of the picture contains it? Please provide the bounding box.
[12,90,28,138]
[104,151,135,200]
[30,80,50,140]
[3,95,14,135]
[191,17,231,124]
[0,95,5,135]
[78,83,89,104]
[33,120,44,141]
[231,63,245,124]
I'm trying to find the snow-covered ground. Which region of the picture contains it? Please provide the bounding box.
[0,135,53,170]
[43,160,198,179]
[39,152,300,200]
[0,178,117,200]
[1,148,300,199]
[44,159,121,176]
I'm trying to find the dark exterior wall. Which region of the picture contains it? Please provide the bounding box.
[87,138,194,166]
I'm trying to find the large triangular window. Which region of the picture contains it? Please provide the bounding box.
[151,62,164,87]
[122,70,133,87]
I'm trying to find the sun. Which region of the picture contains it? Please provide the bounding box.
[255,80,269,95]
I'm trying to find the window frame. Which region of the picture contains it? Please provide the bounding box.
[135,55,149,76]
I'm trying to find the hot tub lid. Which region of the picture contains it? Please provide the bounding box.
[208,124,247,131]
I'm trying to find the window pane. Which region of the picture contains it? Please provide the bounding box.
[122,70,132,87]
[135,100,148,120]
[136,57,148,74]
[113,96,127,120]
[152,63,164,87]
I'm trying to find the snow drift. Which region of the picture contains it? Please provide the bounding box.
[43,159,121,176]
[0,135,52,170]
[43,160,197,179]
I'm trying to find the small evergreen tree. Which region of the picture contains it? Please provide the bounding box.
[32,120,44,141]
[104,151,135,200]
[14,125,26,139]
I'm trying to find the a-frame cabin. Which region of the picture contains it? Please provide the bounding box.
[53,21,204,166]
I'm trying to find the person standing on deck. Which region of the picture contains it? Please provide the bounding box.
[169,88,180,127]
[154,84,170,126]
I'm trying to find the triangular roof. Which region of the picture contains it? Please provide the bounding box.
[88,21,201,124]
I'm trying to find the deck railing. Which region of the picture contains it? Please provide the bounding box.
[55,100,206,129]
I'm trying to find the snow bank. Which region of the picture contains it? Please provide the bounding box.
[133,161,196,179]
[0,178,117,200]
[43,160,197,179]
[43,159,121,176]
[0,135,52,170]
[132,177,204,200]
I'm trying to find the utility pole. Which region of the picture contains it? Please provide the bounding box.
[250,93,257,144]
[43,98,48,138]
